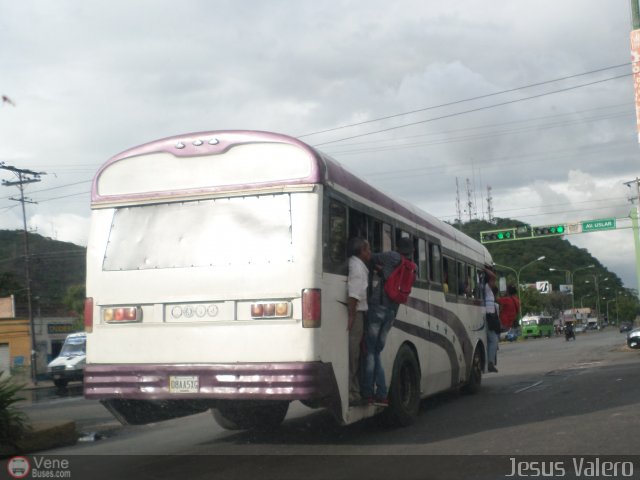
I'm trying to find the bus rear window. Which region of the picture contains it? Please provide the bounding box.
[102,194,293,271]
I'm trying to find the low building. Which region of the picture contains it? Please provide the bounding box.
[0,296,80,378]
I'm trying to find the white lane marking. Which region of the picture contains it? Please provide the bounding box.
[515,380,543,393]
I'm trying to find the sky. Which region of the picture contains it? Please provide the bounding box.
[1,0,640,290]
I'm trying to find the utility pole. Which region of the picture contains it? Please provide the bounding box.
[629,2,640,300]
[624,178,640,301]
[1,162,46,384]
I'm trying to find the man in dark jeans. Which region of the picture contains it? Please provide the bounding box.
[361,238,413,406]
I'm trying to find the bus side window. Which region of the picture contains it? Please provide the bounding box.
[395,228,415,258]
[417,238,428,281]
[467,265,477,298]
[349,208,367,239]
[429,243,442,285]
[457,261,467,296]
[324,199,347,273]
[443,256,456,296]
[382,223,392,252]
[476,269,486,299]
[395,229,410,248]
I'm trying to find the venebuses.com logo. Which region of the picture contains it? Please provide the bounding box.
[6,456,72,478]
[7,456,30,479]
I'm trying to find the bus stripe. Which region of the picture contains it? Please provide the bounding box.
[394,297,477,386]
[393,319,460,386]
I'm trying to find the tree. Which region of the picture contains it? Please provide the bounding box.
[63,284,85,331]
[617,295,640,323]
[519,288,546,318]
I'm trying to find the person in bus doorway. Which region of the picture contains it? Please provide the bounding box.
[497,284,520,331]
[361,237,414,406]
[347,237,371,406]
[485,268,500,373]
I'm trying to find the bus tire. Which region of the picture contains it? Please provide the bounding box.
[53,379,68,388]
[211,401,289,430]
[461,347,482,395]
[386,345,421,427]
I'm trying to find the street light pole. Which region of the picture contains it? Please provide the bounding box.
[585,275,608,320]
[551,264,595,310]
[580,294,594,308]
[605,299,615,323]
[495,255,546,317]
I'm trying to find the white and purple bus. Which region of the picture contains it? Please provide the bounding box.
[83,130,492,429]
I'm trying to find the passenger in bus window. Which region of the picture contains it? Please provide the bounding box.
[347,237,371,406]
[484,268,500,373]
[362,237,414,406]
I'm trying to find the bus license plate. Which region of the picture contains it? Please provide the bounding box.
[169,375,199,393]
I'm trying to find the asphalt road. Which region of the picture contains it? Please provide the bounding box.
[15,328,640,479]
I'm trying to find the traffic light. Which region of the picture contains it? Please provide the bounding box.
[533,224,566,237]
[480,228,516,243]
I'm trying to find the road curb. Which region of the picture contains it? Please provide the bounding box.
[0,421,78,457]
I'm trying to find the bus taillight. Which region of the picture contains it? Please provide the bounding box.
[84,297,94,333]
[102,306,142,323]
[302,288,321,328]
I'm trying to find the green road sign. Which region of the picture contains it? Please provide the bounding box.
[581,218,616,232]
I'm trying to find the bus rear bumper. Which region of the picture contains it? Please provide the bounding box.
[84,361,338,402]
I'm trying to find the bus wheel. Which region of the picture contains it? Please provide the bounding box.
[386,345,421,427]
[211,401,289,430]
[53,379,68,388]
[461,348,482,395]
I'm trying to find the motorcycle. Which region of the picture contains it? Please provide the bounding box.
[565,324,576,341]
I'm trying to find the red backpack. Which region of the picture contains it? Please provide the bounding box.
[383,255,417,304]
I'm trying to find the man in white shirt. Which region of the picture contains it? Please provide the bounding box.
[347,237,371,406]
[485,269,500,373]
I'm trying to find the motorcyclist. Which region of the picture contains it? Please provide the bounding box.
[565,323,575,341]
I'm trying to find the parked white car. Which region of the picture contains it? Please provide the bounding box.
[47,332,86,388]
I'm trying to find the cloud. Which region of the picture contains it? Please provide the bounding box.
[28,213,90,247]
[0,0,638,289]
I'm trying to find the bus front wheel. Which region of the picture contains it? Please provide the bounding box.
[211,401,289,430]
[385,345,421,427]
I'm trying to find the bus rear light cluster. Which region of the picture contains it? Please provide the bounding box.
[103,306,142,323]
[250,302,291,319]
[302,288,321,328]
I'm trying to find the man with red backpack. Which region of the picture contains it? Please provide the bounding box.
[361,237,416,406]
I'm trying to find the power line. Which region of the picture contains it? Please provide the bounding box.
[314,73,633,147]
[311,73,631,147]
[298,62,633,139]
[321,102,631,151]
[0,179,92,201]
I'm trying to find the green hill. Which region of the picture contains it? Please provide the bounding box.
[0,230,86,316]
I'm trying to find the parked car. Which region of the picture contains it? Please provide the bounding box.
[620,322,633,333]
[574,324,587,333]
[47,332,86,388]
[627,328,640,349]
